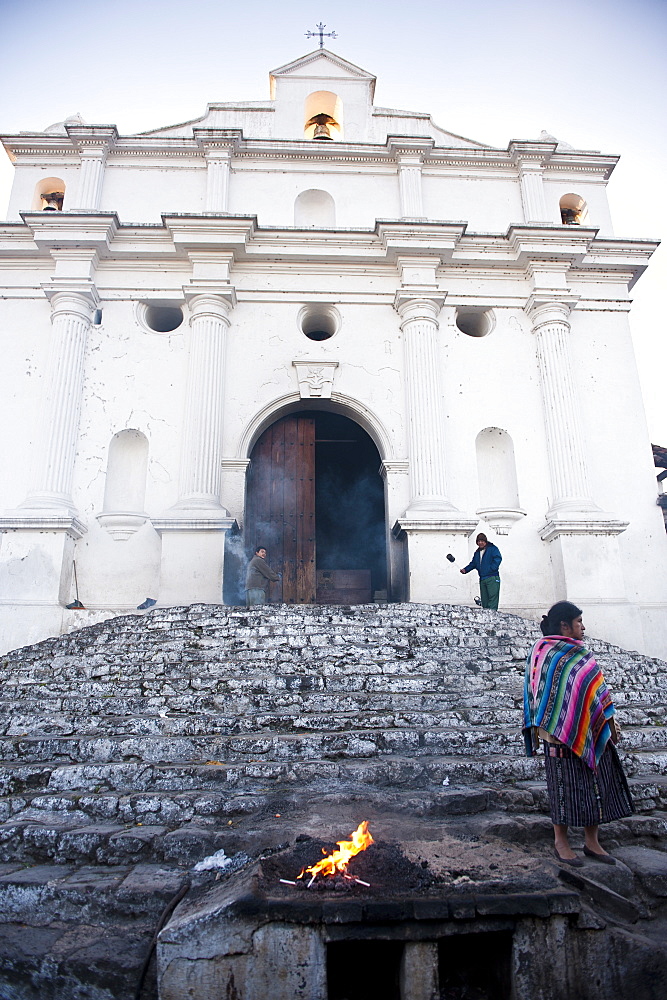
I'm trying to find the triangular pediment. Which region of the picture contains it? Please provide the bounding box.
[270,49,376,96]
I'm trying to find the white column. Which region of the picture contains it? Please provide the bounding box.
[396,295,454,514]
[393,285,479,605]
[205,150,231,212]
[174,294,233,511]
[21,289,97,513]
[519,161,549,223]
[528,300,598,515]
[398,155,425,218]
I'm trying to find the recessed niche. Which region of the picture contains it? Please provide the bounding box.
[304,91,343,141]
[455,308,494,338]
[31,176,66,211]
[298,304,340,342]
[559,192,589,226]
[139,303,184,333]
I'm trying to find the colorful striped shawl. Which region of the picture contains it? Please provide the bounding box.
[523,635,615,770]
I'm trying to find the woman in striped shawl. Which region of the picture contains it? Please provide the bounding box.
[523,601,633,866]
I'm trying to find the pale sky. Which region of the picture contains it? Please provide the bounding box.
[1,0,665,444]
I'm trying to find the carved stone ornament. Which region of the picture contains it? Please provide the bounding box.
[476,507,527,535]
[293,360,339,399]
[96,512,147,541]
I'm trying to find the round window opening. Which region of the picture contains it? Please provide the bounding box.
[144,305,184,333]
[455,309,494,339]
[299,305,340,342]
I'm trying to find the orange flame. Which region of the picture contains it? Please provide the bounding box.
[299,821,374,880]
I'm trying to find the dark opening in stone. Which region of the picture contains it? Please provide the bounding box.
[327,939,402,1000]
[439,929,512,999]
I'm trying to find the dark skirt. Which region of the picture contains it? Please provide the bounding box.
[543,740,634,827]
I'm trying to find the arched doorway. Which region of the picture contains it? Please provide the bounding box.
[242,411,387,605]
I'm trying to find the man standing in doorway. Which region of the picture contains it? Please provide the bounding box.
[245,546,281,607]
[460,533,502,610]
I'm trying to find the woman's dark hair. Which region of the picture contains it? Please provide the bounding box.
[540,601,582,637]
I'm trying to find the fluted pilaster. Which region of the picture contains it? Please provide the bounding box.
[21,290,97,513]
[396,294,455,513]
[518,162,548,223]
[398,158,424,218]
[529,301,598,514]
[206,150,231,212]
[66,127,117,211]
[173,293,234,510]
[75,152,106,210]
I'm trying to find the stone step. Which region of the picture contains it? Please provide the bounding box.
[3,704,666,740]
[0,860,188,926]
[2,724,666,768]
[1,771,665,835]
[2,747,666,802]
[1,706,526,737]
[0,752,545,800]
[5,637,661,671]
[457,807,667,850]
[2,785,667,870]
[4,689,667,715]
[0,665,527,695]
[0,861,192,1000]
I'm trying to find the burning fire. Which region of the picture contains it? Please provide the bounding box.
[298,821,374,883]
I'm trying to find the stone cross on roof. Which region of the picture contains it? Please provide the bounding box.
[305,22,337,48]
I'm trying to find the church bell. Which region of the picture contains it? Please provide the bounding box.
[41,192,64,211]
[308,113,335,140]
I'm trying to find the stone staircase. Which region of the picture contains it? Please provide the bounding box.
[1,603,666,998]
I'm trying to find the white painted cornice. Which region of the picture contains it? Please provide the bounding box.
[582,238,660,289]
[540,517,629,542]
[0,513,87,538]
[65,124,118,150]
[21,211,119,251]
[378,221,466,261]
[393,517,479,536]
[507,225,597,266]
[0,129,623,184]
[163,214,256,251]
[0,216,657,293]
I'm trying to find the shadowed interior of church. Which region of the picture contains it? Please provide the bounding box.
[225,411,386,605]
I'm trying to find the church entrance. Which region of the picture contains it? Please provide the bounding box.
[243,411,387,605]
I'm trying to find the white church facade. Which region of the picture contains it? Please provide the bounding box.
[0,48,665,658]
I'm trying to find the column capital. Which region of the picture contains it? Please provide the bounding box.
[65,124,119,155]
[387,136,434,159]
[193,127,242,150]
[183,287,237,315]
[525,294,579,327]
[394,290,446,324]
[379,460,409,481]
[41,283,100,314]
[508,140,556,167]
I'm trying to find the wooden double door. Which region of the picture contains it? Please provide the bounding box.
[245,414,316,603]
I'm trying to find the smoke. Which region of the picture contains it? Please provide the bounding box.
[316,466,386,592]
[223,518,282,606]
[223,529,248,606]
